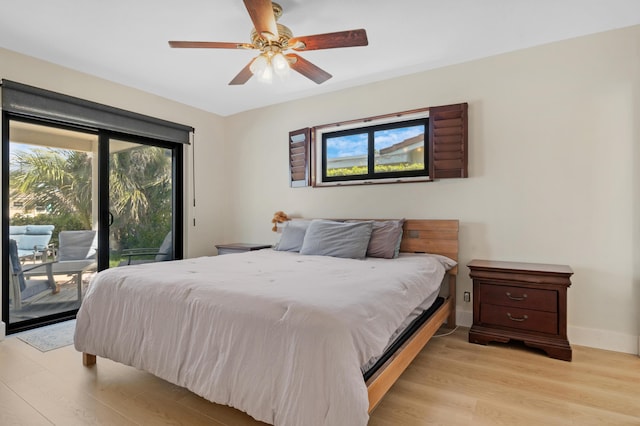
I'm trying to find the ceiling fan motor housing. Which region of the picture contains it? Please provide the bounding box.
[250,23,294,51]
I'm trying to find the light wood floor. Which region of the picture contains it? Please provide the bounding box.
[0,326,638,425]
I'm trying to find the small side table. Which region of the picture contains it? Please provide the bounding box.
[215,243,272,255]
[468,259,573,361]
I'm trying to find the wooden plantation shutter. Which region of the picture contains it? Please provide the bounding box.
[428,103,468,179]
[289,127,310,187]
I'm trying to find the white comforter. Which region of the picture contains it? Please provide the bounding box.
[75,250,448,426]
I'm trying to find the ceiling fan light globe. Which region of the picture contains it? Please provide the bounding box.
[258,64,274,83]
[250,54,269,75]
[272,53,290,77]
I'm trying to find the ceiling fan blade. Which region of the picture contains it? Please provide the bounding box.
[169,41,254,50]
[229,61,254,85]
[289,29,368,51]
[286,54,332,84]
[243,0,279,41]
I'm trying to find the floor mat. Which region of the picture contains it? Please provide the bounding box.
[16,320,76,352]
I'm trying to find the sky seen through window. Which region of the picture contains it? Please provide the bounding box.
[326,125,424,159]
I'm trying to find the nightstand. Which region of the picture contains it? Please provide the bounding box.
[215,243,272,255]
[468,259,573,361]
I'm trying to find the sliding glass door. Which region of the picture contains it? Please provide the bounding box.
[107,137,175,268]
[3,117,183,333]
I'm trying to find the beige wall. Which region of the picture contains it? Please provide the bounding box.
[1,25,638,354]
[225,25,640,354]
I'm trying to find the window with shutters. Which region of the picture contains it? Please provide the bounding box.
[287,103,467,187]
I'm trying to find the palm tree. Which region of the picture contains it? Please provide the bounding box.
[108,146,172,249]
[10,145,172,250]
[10,148,93,228]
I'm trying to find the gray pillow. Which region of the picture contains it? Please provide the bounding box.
[274,220,311,252]
[368,220,405,259]
[299,220,373,259]
[346,219,404,259]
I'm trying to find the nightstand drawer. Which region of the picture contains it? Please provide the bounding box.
[480,303,558,334]
[479,283,557,312]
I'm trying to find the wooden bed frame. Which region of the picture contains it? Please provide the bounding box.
[82,219,459,417]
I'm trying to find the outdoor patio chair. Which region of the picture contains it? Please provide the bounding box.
[8,238,56,310]
[119,231,173,266]
[50,230,98,302]
[9,224,55,262]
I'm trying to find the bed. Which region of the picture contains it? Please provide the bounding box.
[75,219,458,425]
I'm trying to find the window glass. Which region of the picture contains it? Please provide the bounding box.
[374,124,425,174]
[325,133,368,177]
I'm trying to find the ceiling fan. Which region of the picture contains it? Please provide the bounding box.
[169,0,368,85]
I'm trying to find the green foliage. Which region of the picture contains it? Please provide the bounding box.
[374,163,424,173]
[9,144,173,253]
[327,162,424,177]
[10,149,93,228]
[109,146,172,251]
[327,165,368,177]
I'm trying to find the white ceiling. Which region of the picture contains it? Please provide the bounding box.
[1,0,639,117]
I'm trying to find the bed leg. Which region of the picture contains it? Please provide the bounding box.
[82,353,96,366]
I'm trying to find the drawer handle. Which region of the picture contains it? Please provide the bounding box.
[506,292,527,301]
[507,313,528,322]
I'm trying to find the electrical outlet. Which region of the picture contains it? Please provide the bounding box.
[464,291,471,303]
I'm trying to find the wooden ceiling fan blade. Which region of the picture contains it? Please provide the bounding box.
[243,0,279,41]
[289,29,368,51]
[286,54,332,84]
[229,61,254,85]
[169,41,254,50]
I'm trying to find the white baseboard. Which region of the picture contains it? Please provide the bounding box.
[455,308,638,355]
[0,321,5,341]
[456,309,473,328]
[569,325,638,355]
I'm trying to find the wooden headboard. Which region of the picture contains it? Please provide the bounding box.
[399,219,459,275]
[290,218,459,274]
